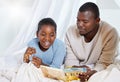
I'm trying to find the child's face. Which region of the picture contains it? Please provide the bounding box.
[37,25,56,51]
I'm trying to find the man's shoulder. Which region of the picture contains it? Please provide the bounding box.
[100,21,119,39]
[100,21,115,30]
[67,24,77,31]
[66,24,78,35]
[65,24,80,40]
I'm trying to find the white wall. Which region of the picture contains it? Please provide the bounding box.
[97,0,120,35]
[0,0,34,55]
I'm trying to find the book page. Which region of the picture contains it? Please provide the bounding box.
[40,65,87,82]
[40,65,66,81]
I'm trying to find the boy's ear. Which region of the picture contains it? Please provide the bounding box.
[36,31,38,37]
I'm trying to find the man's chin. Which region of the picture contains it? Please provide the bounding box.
[80,33,85,36]
[79,31,85,36]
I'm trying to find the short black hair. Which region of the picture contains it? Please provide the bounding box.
[37,18,57,33]
[79,2,99,19]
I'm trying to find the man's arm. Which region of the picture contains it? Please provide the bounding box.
[64,32,80,68]
[94,28,119,71]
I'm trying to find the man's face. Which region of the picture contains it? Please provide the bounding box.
[76,11,99,36]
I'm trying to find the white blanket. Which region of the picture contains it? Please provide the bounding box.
[0,57,63,82]
[88,63,120,82]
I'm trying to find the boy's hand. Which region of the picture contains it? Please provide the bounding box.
[32,56,42,68]
[23,47,36,63]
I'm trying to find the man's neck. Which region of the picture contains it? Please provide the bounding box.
[84,25,99,42]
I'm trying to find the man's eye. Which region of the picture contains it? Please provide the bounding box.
[83,21,88,23]
[77,19,80,22]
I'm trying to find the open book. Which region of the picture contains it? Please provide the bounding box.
[40,65,87,82]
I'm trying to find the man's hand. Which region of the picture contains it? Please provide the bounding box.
[23,47,36,63]
[72,65,97,82]
[78,69,97,82]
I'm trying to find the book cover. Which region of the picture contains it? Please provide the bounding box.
[40,65,87,82]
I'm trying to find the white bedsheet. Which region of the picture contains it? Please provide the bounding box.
[88,63,120,82]
[0,55,63,82]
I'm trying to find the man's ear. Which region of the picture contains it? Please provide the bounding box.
[96,18,100,24]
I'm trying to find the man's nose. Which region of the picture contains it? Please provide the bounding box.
[78,21,83,27]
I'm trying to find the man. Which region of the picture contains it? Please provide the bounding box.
[64,2,119,82]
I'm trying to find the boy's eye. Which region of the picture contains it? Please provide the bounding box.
[50,32,55,37]
[50,34,54,37]
[41,33,46,36]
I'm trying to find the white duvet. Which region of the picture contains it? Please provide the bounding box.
[1,54,120,82]
[0,56,63,82]
[88,63,120,82]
